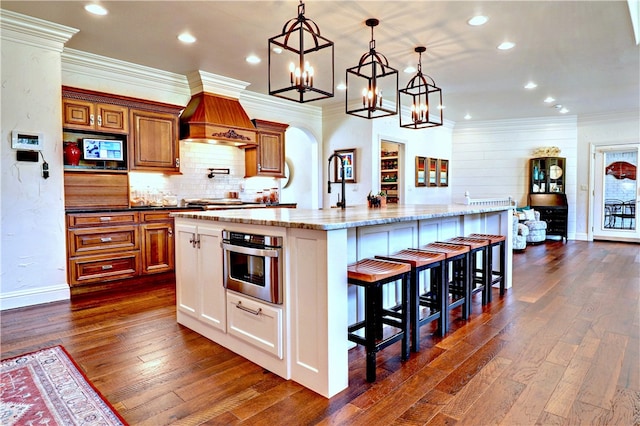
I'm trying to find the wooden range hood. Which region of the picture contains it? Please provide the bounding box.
[179,92,257,147]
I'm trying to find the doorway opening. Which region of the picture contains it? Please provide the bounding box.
[591,143,639,242]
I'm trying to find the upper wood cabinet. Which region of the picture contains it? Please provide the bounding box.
[129,109,180,173]
[61,86,183,174]
[245,119,289,178]
[62,98,129,134]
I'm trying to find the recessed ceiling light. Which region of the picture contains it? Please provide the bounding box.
[177,33,196,44]
[437,105,445,110]
[84,4,108,15]
[497,41,515,50]
[553,104,563,109]
[559,107,569,114]
[336,83,347,90]
[464,114,472,120]
[468,15,489,26]
[524,82,537,89]
[544,96,555,103]
[403,66,416,74]
[272,47,283,54]
[246,55,261,64]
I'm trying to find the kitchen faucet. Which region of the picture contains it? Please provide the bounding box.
[327,153,346,209]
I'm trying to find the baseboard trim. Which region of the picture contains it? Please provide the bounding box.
[0,284,70,311]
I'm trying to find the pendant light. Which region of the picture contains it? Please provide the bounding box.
[268,1,334,103]
[345,18,398,119]
[399,46,443,129]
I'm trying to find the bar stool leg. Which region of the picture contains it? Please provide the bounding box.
[364,285,378,382]
[401,272,411,361]
[410,268,420,352]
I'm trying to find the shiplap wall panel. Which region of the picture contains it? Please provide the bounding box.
[452,117,578,238]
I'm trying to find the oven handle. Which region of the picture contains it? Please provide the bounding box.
[222,242,280,258]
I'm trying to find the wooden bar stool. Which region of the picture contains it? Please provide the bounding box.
[442,237,491,308]
[417,242,471,321]
[467,233,507,298]
[375,249,447,352]
[347,258,411,382]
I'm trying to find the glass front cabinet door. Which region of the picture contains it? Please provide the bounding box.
[530,157,565,194]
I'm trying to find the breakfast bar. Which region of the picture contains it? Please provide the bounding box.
[172,204,513,398]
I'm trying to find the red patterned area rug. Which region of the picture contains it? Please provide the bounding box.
[1,346,128,425]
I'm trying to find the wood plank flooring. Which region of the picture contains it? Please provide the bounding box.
[1,240,639,425]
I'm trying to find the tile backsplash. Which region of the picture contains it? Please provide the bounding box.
[129,141,281,203]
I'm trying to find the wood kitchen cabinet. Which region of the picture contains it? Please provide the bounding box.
[139,211,174,275]
[62,98,129,134]
[175,221,226,332]
[129,109,180,173]
[245,119,288,178]
[66,212,141,286]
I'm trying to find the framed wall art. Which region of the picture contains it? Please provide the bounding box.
[428,158,438,187]
[438,159,449,187]
[334,148,357,183]
[415,156,426,187]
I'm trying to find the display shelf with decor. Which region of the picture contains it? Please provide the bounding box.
[63,131,128,172]
[381,154,399,204]
[530,157,565,194]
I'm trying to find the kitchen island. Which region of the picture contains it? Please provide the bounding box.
[171,204,513,398]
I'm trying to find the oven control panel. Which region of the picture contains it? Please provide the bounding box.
[222,231,282,249]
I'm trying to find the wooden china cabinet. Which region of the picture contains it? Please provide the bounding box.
[528,157,568,242]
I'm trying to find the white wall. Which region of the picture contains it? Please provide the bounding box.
[1,12,77,309]
[322,102,454,208]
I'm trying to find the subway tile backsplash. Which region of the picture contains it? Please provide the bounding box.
[129,141,280,203]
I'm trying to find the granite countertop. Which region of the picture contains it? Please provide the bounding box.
[171,204,513,230]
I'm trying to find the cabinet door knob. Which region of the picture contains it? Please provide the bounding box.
[100,237,112,242]
[101,265,113,270]
[99,217,112,222]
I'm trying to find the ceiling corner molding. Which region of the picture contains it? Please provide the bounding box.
[240,89,322,122]
[0,9,78,52]
[62,48,189,98]
[186,70,250,98]
[453,115,578,134]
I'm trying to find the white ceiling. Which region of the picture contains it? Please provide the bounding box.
[3,1,639,122]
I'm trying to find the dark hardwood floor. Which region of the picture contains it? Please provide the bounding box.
[2,240,639,425]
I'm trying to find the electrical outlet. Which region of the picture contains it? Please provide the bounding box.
[42,162,49,179]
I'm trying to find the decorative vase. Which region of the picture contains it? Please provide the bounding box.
[63,141,81,166]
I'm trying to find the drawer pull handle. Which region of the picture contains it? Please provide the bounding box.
[99,217,112,222]
[101,265,113,270]
[100,237,112,242]
[235,301,262,316]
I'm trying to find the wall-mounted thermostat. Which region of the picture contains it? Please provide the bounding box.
[12,130,44,151]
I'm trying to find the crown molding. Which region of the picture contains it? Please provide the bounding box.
[0,9,78,52]
[453,115,578,134]
[61,48,190,99]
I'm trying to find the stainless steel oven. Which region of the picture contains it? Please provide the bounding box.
[222,231,283,304]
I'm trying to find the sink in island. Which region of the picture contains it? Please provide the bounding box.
[171,204,514,398]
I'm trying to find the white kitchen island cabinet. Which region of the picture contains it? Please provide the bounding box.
[172,204,513,398]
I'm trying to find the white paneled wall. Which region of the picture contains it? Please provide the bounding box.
[452,116,578,238]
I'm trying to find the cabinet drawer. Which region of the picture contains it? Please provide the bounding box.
[227,291,283,359]
[68,225,139,256]
[69,251,140,286]
[68,211,138,228]
[139,211,173,222]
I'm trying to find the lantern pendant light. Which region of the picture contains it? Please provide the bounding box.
[399,46,443,129]
[345,18,398,119]
[268,1,334,103]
